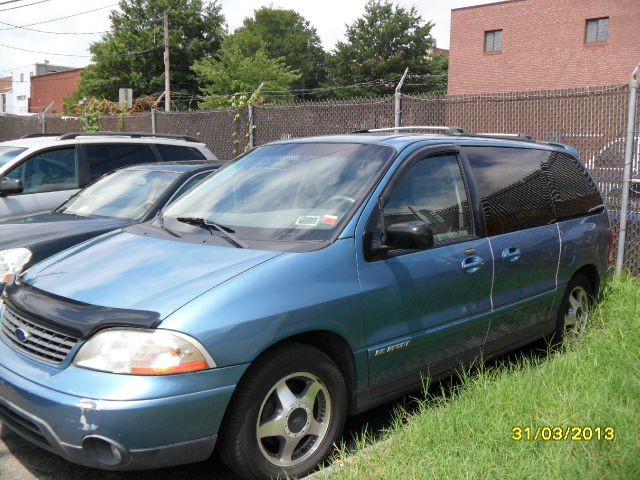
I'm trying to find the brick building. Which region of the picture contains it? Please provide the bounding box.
[448,0,640,94]
[29,68,83,114]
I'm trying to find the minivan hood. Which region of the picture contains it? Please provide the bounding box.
[22,229,282,318]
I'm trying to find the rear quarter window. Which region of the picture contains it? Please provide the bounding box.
[156,144,207,161]
[547,151,603,219]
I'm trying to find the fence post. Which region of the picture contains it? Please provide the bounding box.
[247,82,264,149]
[394,68,409,132]
[248,102,254,149]
[615,63,640,275]
[39,100,54,134]
[151,108,157,134]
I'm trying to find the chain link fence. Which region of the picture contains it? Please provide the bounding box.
[0,84,637,272]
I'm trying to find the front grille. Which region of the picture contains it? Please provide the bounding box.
[1,305,78,364]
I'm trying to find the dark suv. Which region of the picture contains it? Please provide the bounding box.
[0,128,611,479]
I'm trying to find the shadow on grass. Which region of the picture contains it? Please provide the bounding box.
[337,337,552,454]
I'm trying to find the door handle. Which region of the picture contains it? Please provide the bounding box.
[501,246,521,262]
[461,255,484,273]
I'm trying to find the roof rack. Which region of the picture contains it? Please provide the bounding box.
[57,132,200,143]
[353,126,468,135]
[20,133,62,139]
[472,132,533,141]
[352,127,539,142]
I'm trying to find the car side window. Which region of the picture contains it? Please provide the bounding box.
[547,151,603,219]
[85,144,158,181]
[383,154,472,245]
[5,147,77,194]
[464,146,556,236]
[156,144,207,161]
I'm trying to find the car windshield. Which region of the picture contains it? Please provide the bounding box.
[0,146,27,169]
[57,168,179,220]
[163,143,394,243]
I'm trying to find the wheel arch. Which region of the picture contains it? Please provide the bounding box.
[571,264,600,297]
[248,330,358,414]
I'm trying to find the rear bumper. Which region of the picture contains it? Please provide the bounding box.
[0,351,244,470]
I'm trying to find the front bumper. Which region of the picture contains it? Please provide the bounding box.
[0,346,247,470]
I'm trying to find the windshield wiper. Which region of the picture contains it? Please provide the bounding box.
[155,211,183,238]
[176,217,248,249]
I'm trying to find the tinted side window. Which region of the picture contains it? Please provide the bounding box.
[464,146,555,236]
[383,154,472,245]
[156,144,207,161]
[547,151,602,219]
[85,144,158,181]
[6,147,77,193]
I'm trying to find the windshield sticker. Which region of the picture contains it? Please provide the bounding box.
[321,214,338,226]
[295,215,320,226]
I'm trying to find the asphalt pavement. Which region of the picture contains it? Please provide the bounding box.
[0,395,408,480]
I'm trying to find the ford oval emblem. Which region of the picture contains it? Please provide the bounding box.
[15,328,30,344]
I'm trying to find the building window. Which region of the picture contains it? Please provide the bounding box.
[17,95,27,101]
[484,29,503,52]
[585,17,608,43]
[19,73,24,82]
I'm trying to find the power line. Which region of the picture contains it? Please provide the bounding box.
[0,4,118,32]
[0,20,108,35]
[0,0,27,6]
[0,42,92,57]
[0,0,53,12]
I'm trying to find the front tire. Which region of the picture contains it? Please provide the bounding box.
[218,343,347,480]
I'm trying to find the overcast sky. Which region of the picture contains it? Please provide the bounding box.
[0,0,497,76]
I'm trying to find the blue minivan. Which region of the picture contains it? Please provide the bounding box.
[0,130,611,479]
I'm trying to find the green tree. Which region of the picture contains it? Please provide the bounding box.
[73,0,224,108]
[230,7,326,94]
[193,37,301,109]
[326,0,447,96]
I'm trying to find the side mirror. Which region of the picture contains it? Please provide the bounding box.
[386,221,434,250]
[0,179,23,197]
[368,220,435,254]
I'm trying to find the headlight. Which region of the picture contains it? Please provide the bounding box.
[0,247,32,284]
[74,328,216,375]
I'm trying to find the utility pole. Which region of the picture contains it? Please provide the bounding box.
[163,12,171,112]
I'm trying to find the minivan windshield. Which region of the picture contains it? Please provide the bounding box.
[0,146,26,169]
[163,143,394,242]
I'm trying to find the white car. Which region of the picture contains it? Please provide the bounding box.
[0,132,216,222]
[588,137,640,185]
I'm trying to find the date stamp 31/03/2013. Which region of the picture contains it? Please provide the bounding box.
[511,426,615,442]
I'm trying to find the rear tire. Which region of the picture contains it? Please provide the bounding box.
[218,343,347,480]
[551,274,593,344]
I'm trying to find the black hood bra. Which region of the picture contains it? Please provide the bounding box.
[2,279,160,339]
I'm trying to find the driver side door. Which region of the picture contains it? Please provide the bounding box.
[356,146,494,394]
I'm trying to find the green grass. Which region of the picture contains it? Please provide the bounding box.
[322,276,640,480]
